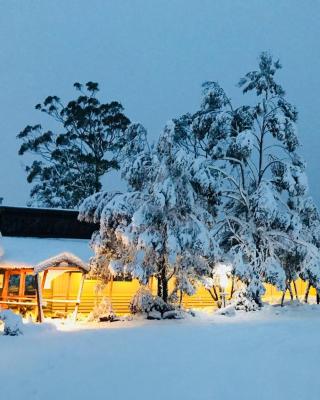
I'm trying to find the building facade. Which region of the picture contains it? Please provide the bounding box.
[0,206,316,319]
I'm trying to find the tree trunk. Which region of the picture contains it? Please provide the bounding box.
[229,276,235,300]
[212,285,219,301]
[157,277,162,298]
[288,283,294,301]
[257,119,265,185]
[304,282,311,303]
[207,287,222,307]
[179,290,183,307]
[157,264,168,303]
[162,276,168,304]
[292,280,299,301]
[254,291,263,308]
[281,280,296,307]
[281,281,294,306]
[281,286,286,307]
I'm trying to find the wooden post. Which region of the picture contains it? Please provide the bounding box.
[40,270,49,316]
[19,271,26,298]
[64,272,72,314]
[41,270,48,290]
[109,275,114,309]
[2,270,9,302]
[73,272,85,322]
[19,271,26,315]
[35,273,44,323]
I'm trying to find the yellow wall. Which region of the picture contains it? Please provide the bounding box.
[263,280,316,303]
[43,273,318,317]
[44,273,141,316]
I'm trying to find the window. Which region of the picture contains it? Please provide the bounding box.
[8,274,20,296]
[25,275,36,296]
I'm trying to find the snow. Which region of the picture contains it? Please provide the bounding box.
[0,309,23,335]
[1,304,320,400]
[0,236,92,269]
[34,252,89,273]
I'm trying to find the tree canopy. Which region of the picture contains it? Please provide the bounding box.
[18,82,130,209]
[79,53,320,311]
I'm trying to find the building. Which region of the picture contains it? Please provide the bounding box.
[0,206,94,320]
[0,206,215,320]
[0,206,316,320]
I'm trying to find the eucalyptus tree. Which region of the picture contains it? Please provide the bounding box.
[171,53,319,309]
[79,122,217,307]
[18,82,130,209]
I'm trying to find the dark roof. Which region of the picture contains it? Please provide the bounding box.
[0,206,98,239]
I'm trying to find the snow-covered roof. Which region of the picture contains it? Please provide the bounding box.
[34,252,89,273]
[0,236,92,271]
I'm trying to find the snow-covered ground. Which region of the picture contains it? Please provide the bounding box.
[1,304,320,400]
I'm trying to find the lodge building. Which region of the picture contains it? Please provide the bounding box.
[0,206,316,321]
[0,206,214,320]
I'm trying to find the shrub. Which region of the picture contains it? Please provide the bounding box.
[0,310,23,336]
[87,298,118,322]
[129,288,174,316]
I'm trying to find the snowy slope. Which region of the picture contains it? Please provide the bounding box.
[1,304,320,400]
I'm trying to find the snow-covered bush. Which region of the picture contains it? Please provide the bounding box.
[129,288,187,319]
[233,290,261,312]
[87,298,117,322]
[129,287,172,316]
[0,309,23,336]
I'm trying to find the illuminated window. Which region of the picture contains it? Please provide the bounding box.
[25,275,36,296]
[8,274,20,296]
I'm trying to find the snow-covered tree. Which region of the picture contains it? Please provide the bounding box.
[80,53,320,311]
[18,82,130,209]
[171,53,320,309]
[296,196,320,302]
[79,122,217,306]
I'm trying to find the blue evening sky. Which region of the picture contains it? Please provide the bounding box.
[0,0,319,206]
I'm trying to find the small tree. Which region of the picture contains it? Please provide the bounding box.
[18,82,130,209]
